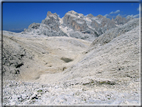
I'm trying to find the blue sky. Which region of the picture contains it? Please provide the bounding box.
[2,2,140,32]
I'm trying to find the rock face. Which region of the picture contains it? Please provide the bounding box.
[42,11,60,31]
[63,11,89,32]
[90,15,116,35]
[114,15,129,25]
[28,23,40,29]
[23,10,132,41]
[3,36,27,80]
[62,11,117,39]
[23,11,67,37]
[89,18,139,51]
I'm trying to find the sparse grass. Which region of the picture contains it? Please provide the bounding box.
[90,79,94,84]
[75,91,80,96]
[82,79,94,86]
[82,83,90,85]
[99,81,107,84]
[37,89,43,92]
[63,67,67,71]
[98,81,115,85]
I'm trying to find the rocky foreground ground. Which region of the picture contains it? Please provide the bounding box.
[3,78,140,105]
[2,18,141,106]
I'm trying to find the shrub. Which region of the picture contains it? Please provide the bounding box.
[61,57,73,63]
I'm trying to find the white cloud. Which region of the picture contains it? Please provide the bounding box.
[110,10,120,14]
[110,12,113,14]
[104,14,116,19]
[114,10,120,14]
[133,14,139,18]
[116,14,121,16]
[105,10,121,19]
[126,14,139,19]
[104,14,109,17]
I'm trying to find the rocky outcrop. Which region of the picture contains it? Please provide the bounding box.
[23,11,67,37]
[89,18,139,50]
[114,15,129,25]
[89,15,116,35]
[42,11,60,31]
[3,36,30,80]
[63,11,95,34]
[28,23,40,29]
[63,11,78,26]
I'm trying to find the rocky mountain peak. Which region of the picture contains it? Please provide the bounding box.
[47,11,52,16]
[68,10,78,14]
[65,10,79,18]
[112,18,114,21]
[97,15,104,19]
[87,14,94,18]
[115,15,122,19]
[114,15,128,25]
[126,15,134,20]
[46,11,58,20]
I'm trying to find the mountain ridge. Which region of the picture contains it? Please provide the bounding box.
[23,10,133,41]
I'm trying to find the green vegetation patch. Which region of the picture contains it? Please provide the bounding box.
[98,80,115,85]
[37,89,43,92]
[61,57,73,63]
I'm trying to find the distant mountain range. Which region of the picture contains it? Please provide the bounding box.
[23,10,135,41]
[5,29,24,33]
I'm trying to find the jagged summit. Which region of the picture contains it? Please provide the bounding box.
[87,14,94,17]
[47,11,58,17]
[96,14,104,18]
[114,15,128,25]
[68,10,78,14]
[46,11,59,20]
[47,11,52,16]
